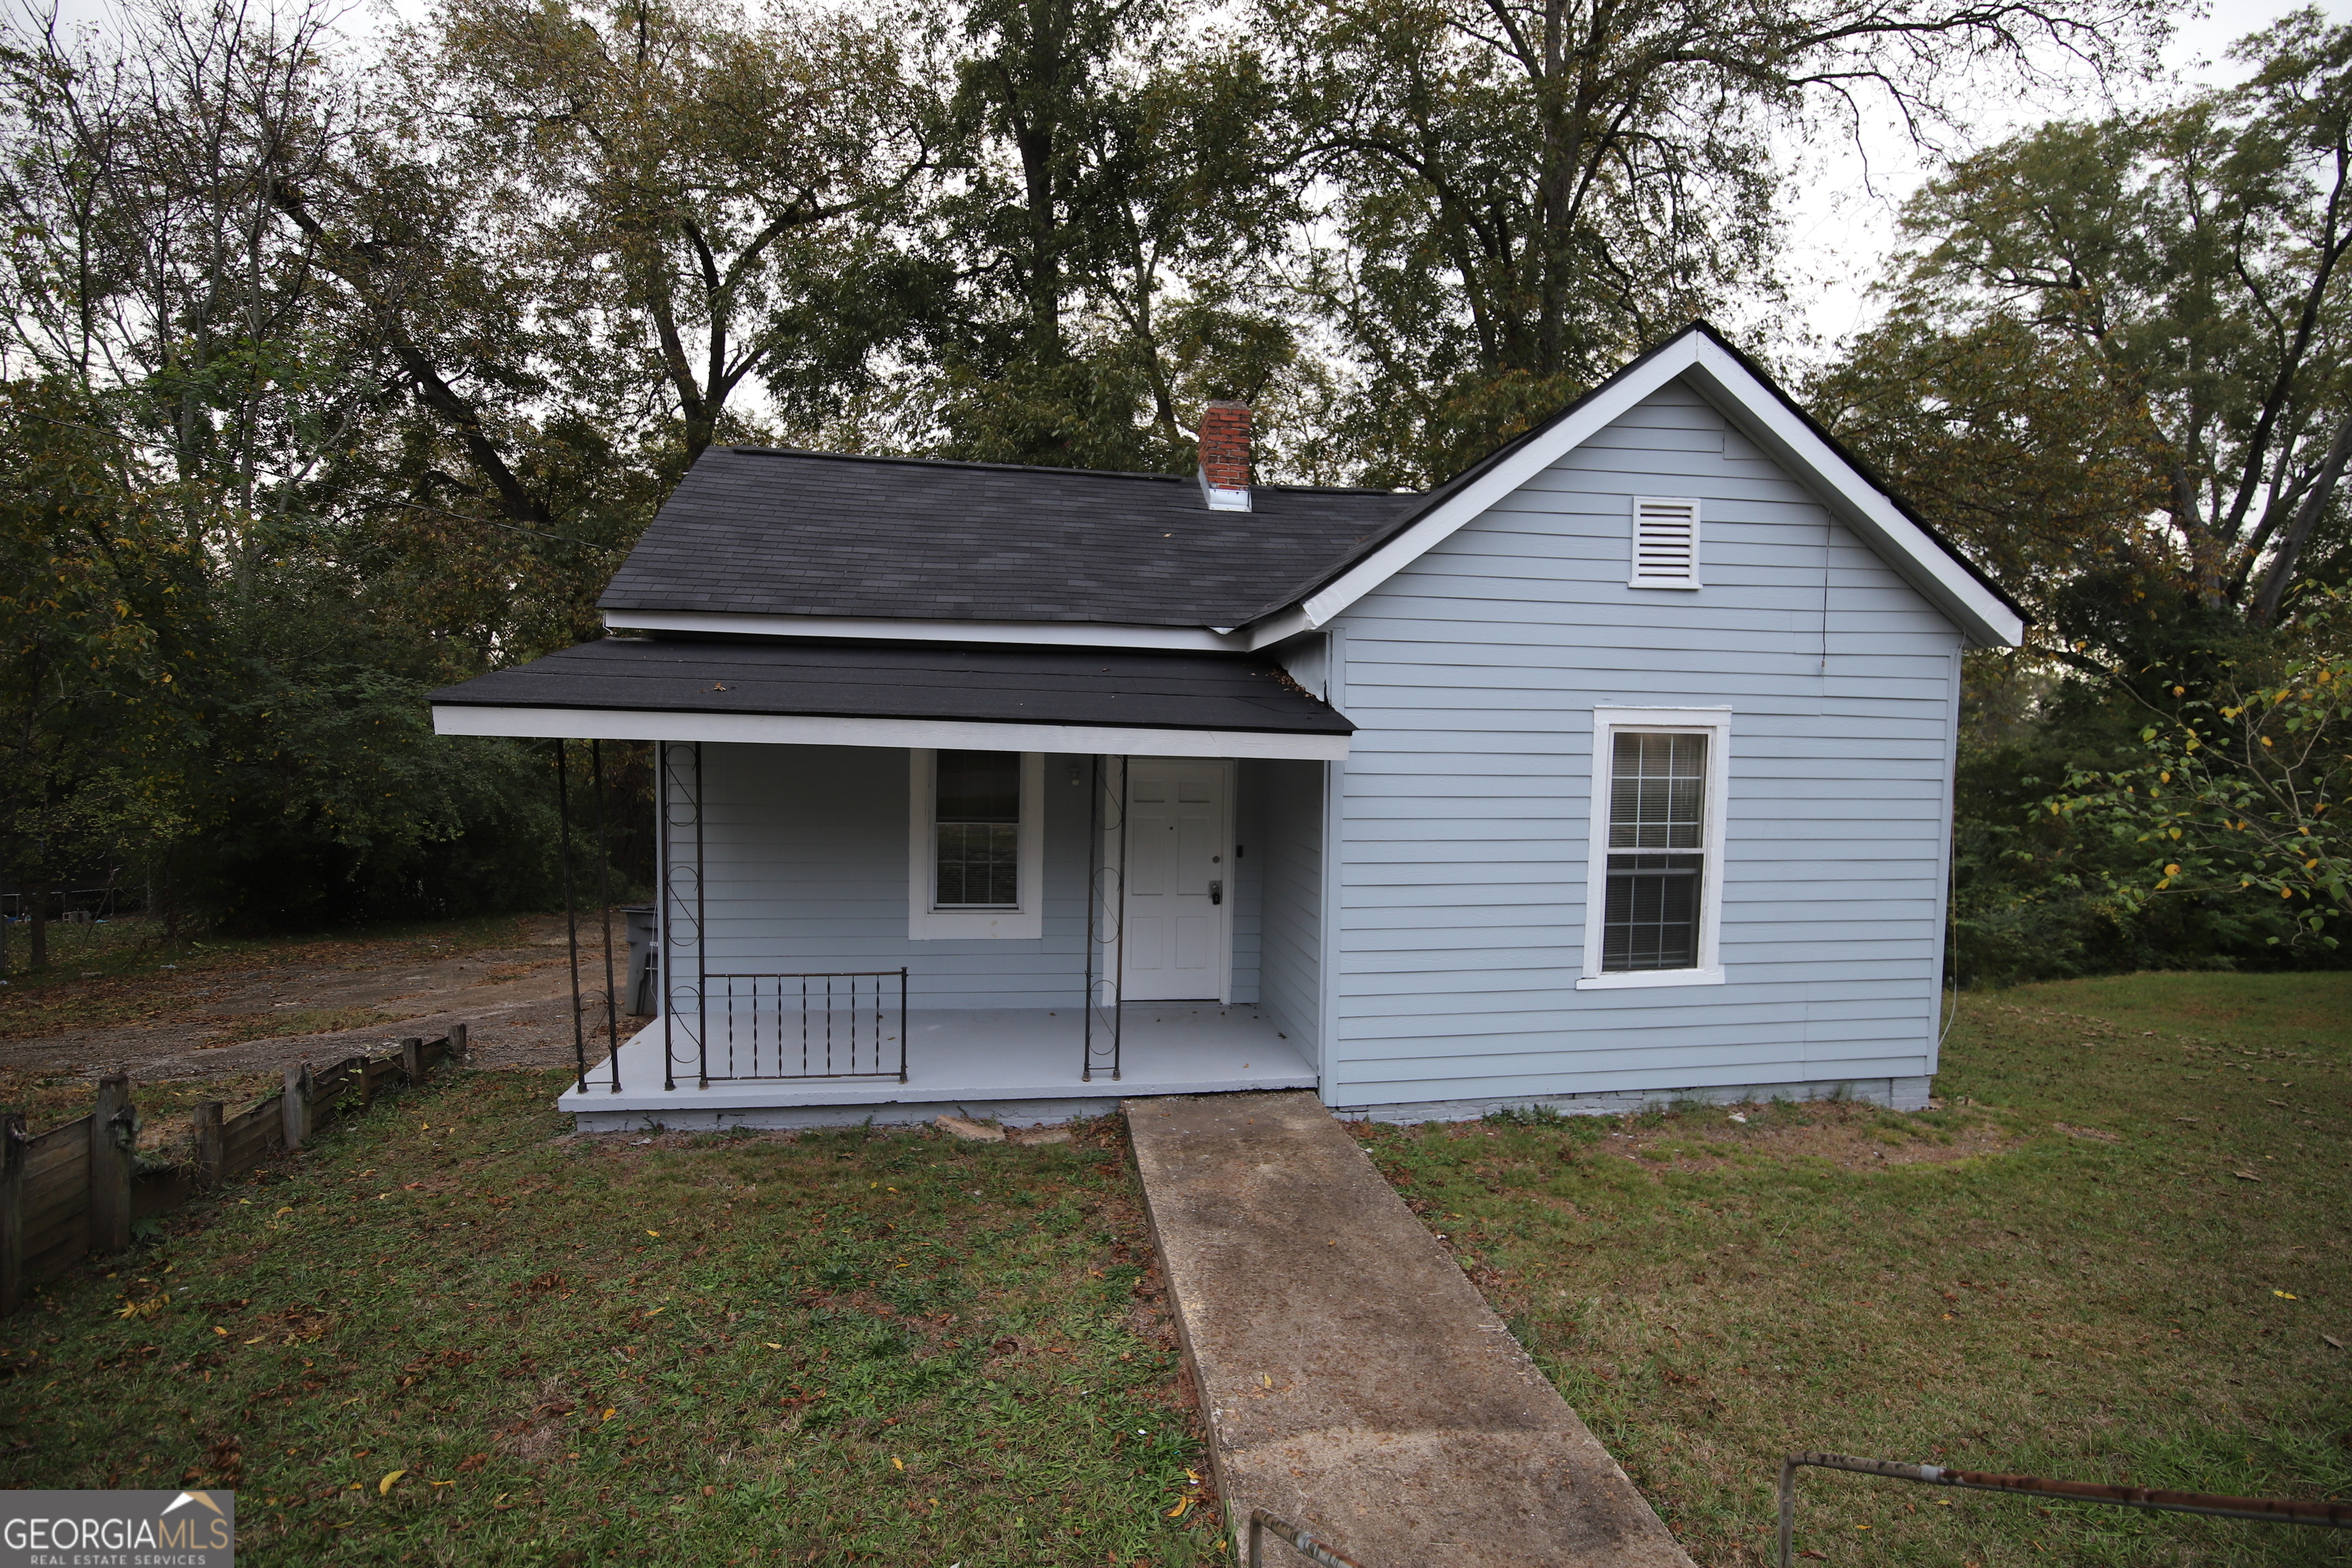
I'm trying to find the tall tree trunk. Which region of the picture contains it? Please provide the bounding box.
[2250,405,2352,626]
[27,883,49,972]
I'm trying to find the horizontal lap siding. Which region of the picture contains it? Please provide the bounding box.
[1247,760,1324,1056]
[1326,381,1961,1107]
[689,744,1274,1011]
[693,743,1091,1009]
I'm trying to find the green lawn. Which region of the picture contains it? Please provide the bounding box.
[0,1071,1223,1566]
[6,972,2345,1568]
[1359,970,2352,1566]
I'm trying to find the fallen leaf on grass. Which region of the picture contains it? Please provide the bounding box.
[891,1458,904,1472]
[2323,1334,2344,1350]
[602,1408,616,1422]
[2275,1290,2298,1300]
[2233,1171,2265,1182]
[378,1470,405,1494]
[1166,1496,1193,1519]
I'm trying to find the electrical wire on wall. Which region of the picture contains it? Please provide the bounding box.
[1820,512,1833,676]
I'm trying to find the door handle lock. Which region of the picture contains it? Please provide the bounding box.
[1209,879,1223,906]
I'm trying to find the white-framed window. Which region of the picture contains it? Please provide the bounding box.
[1628,496,1701,589]
[907,749,1044,939]
[1577,707,1730,989]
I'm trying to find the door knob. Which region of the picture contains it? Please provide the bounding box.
[1209,880,1223,906]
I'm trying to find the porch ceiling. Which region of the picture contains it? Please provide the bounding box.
[429,637,1353,760]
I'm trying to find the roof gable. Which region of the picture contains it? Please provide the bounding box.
[1259,323,2025,648]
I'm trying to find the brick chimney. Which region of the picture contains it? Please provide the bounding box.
[1197,400,1252,512]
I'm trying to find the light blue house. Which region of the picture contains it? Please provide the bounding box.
[430,323,2024,1130]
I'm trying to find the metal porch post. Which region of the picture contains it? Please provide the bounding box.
[557,740,587,1096]
[591,740,621,1092]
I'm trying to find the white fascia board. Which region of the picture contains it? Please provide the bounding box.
[602,609,1246,653]
[1673,338,2024,648]
[1296,335,1708,629]
[1238,605,1315,651]
[1284,332,2024,649]
[431,703,1350,761]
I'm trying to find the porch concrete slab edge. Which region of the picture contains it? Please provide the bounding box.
[1125,1090,1694,1568]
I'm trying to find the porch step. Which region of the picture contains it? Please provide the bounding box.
[1125,1090,1694,1568]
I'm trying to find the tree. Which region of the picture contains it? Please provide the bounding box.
[420,0,935,463]
[923,0,1311,470]
[1821,10,2352,674]
[0,380,204,969]
[2047,588,2350,951]
[1266,0,2167,486]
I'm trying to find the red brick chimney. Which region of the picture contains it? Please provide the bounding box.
[1197,400,1252,512]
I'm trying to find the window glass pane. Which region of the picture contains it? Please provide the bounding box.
[936,823,1019,907]
[1602,853,1702,972]
[936,750,1021,823]
[935,752,1021,908]
[1609,732,1707,850]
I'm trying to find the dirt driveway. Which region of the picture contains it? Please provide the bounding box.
[0,913,642,1088]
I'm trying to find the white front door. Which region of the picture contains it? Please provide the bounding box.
[1120,759,1233,1001]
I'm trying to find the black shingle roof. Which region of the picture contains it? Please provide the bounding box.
[430,639,1352,736]
[597,448,1409,628]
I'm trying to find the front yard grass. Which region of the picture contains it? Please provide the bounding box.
[1364,970,2352,1568]
[0,1070,1222,1566]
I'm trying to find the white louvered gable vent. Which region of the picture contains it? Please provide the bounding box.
[1628,496,1701,589]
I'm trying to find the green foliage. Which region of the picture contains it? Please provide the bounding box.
[2047,590,2351,953]
[0,380,207,899]
[1822,11,2352,651]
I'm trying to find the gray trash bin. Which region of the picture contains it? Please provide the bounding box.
[622,905,659,1015]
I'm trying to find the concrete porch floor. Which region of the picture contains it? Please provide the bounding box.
[557,1004,1315,1132]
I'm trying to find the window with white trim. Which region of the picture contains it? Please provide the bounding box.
[1628,496,1701,588]
[1579,709,1729,988]
[908,750,1044,939]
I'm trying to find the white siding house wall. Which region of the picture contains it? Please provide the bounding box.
[689,743,1094,1008]
[1323,379,1962,1112]
[1245,759,1325,1059]
[680,743,1289,1013]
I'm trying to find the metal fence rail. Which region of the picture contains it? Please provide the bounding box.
[1778,1450,2352,1568]
[1246,1509,1367,1568]
[694,969,909,1083]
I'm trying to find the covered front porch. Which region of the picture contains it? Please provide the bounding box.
[430,637,1347,1129]
[557,1003,1315,1131]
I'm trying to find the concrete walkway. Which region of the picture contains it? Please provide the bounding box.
[1127,1090,1694,1568]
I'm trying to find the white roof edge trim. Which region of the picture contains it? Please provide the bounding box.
[1281,331,2024,649]
[1239,606,1315,651]
[431,703,1350,762]
[602,609,1247,652]
[1674,338,2024,648]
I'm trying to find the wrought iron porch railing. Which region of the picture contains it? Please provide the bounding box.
[669,969,908,1086]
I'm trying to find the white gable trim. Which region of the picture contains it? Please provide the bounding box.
[432,702,1349,760]
[1288,332,2024,648]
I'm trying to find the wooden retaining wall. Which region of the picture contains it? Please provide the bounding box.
[0,1024,467,1315]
